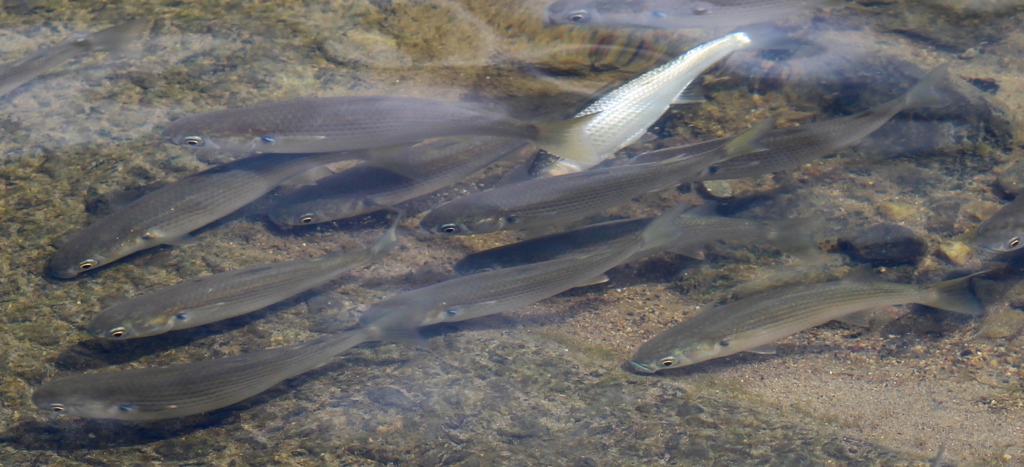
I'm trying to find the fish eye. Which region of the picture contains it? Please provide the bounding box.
[658,357,677,368]
[182,136,204,147]
[567,10,589,22]
[118,404,136,412]
[108,327,126,339]
[718,340,730,347]
[651,10,668,19]
[174,312,188,321]
[1009,237,1021,249]
[504,216,517,225]
[49,403,66,413]
[445,308,460,316]
[299,213,316,224]
[78,259,98,270]
[692,6,709,15]
[260,135,276,144]
[440,224,460,234]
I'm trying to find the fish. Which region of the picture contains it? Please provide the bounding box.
[537,31,752,175]
[699,63,950,180]
[974,196,1024,254]
[31,205,689,420]
[0,19,148,99]
[420,115,772,235]
[86,215,400,339]
[32,327,376,420]
[630,268,984,372]
[453,206,823,274]
[545,0,840,30]
[364,202,690,330]
[161,96,594,165]
[268,137,530,226]
[47,151,357,279]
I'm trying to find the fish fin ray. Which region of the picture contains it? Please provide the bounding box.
[837,309,875,327]
[534,113,601,170]
[903,63,951,110]
[922,271,985,316]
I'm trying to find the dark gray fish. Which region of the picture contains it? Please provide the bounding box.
[32,328,376,420]
[364,203,690,329]
[631,268,983,372]
[161,96,594,165]
[545,0,840,30]
[86,216,400,339]
[268,137,530,226]
[975,196,1024,254]
[453,208,822,274]
[48,151,356,278]
[0,20,148,98]
[702,63,950,180]
[420,117,771,235]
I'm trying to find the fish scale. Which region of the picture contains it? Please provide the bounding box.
[548,31,752,173]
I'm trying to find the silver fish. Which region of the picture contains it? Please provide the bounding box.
[420,116,770,235]
[975,196,1024,254]
[32,206,688,420]
[701,63,950,180]
[86,216,400,339]
[32,328,376,420]
[545,0,840,30]
[161,96,594,165]
[539,31,752,175]
[630,268,984,372]
[364,203,690,330]
[48,151,356,278]
[0,20,148,99]
[269,137,530,226]
[453,206,822,274]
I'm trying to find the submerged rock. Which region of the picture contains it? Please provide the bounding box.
[837,223,928,266]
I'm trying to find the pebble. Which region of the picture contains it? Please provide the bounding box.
[837,223,928,266]
[936,240,973,266]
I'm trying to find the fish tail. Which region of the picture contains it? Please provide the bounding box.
[768,217,826,263]
[640,201,694,250]
[533,113,600,170]
[903,63,950,110]
[921,272,985,316]
[369,210,403,256]
[90,19,150,57]
[722,115,777,158]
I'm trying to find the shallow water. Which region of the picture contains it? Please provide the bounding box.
[0,0,1023,465]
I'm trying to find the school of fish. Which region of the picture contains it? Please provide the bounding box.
[4,2,1012,425]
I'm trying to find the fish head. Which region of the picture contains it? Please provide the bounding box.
[974,221,1024,254]
[545,0,602,25]
[630,332,727,372]
[270,208,320,227]
[87,310,176,340]
[47,246,115,279]
[420,206,508,235]
[32,382,140,420]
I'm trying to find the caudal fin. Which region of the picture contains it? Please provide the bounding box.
[769,216,826,264]
[921,271,986,316]
[902,63,950,110]
[533,113,600,171]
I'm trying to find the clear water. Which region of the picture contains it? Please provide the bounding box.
[0,0,1022,465]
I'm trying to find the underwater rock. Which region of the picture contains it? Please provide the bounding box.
[996,159,1024,196]
[837,222,927,266]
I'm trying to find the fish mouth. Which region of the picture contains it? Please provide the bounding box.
[629,360,657,374]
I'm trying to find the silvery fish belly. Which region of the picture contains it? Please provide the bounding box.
[544,31,752,174]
